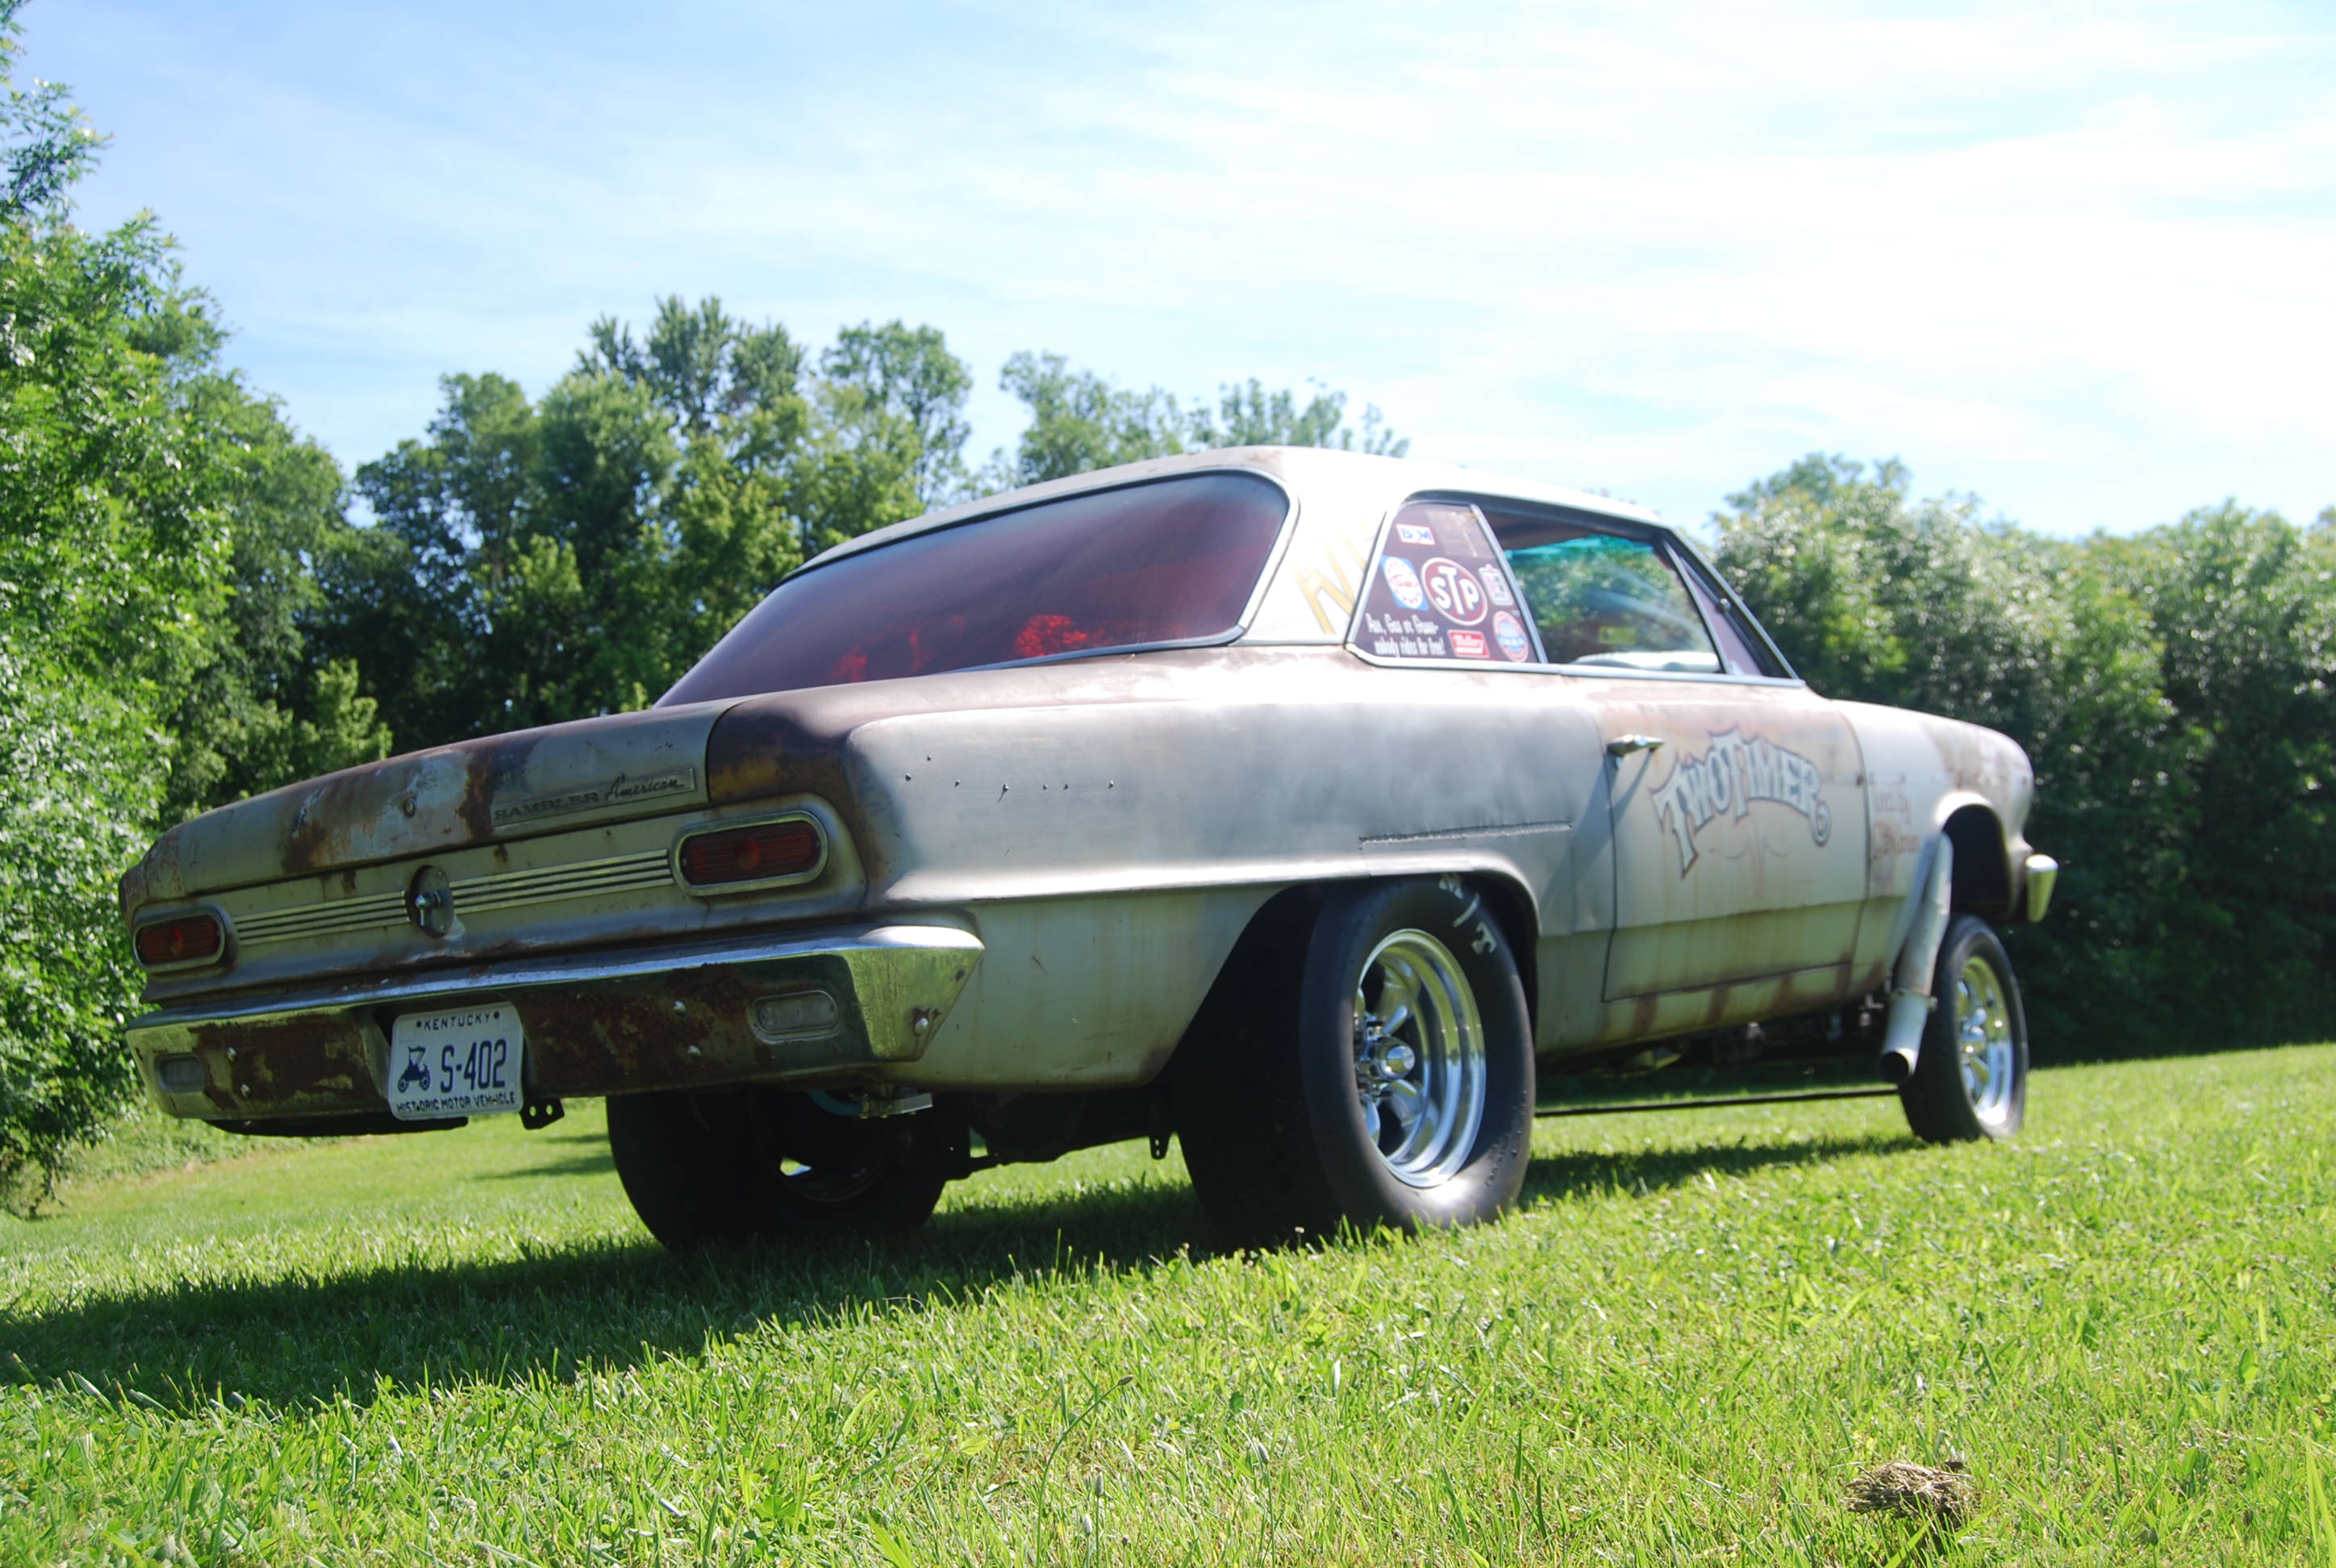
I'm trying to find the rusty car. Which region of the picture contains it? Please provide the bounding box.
[117,447,2058,1247]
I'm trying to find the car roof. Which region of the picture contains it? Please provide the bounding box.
[794,446,1666,578]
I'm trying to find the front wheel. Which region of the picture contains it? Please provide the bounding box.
[1178,878,1536,1246]
[1899,914,2029,1143]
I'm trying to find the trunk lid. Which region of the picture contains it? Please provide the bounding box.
[122,699,738,914]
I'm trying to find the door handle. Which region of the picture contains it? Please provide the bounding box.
[1605,734,1664,758]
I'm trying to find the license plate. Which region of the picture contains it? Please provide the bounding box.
[388,1003,524,1120]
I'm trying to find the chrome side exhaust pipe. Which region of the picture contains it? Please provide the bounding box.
[1878,839,1954,1084]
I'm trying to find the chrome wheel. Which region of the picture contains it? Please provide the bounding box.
[1954,953,2017,1132]
[1351,929,1486,1189]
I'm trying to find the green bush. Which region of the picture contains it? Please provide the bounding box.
[0,654,157,1203]
[1717,457,2336,1059]
[0,6,381,1200]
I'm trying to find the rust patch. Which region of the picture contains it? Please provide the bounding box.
[187,1011,380,1116]
[172,952,911,1124]
[703,693,883,876]
[515,953,882,1097]
[703,697,857,808]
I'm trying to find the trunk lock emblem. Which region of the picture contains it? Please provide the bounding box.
[407,865,454,936]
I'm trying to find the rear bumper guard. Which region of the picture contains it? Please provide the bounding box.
[125,924,984,1126]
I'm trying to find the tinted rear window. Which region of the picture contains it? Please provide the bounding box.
[660,471,1290,704]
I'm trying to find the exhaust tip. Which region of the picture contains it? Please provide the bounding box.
[1877,1048,1917,1086]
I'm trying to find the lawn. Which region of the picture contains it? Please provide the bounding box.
[3,1047,2332,1566]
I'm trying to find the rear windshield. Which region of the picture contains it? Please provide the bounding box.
[660,471,1289,704]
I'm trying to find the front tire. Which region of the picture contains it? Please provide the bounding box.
[1899,914,2029,1143]
[1177,878,1535,1246]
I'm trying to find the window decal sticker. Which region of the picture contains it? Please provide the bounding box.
[1381,556,1427,610]
[1493,611,1532,662]
[1420,558,1487,625]
[1356,500,1534,663]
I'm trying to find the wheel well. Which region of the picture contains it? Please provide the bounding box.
[1169,875,1542,1076]
[1467,875,1541,1032]
[1942,806,2013,923]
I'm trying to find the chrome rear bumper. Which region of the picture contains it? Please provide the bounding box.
[125,924,984,1128]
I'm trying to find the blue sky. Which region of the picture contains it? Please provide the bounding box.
[36,0,2336,536]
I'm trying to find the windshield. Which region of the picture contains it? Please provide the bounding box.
[660,471,1290,704]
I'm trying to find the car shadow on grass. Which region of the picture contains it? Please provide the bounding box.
[469,1147,619,1180]
[6,1128,1909,1412]
[1520,1128,1918,1206]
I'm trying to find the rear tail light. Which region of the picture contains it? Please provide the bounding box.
[135,912,226,970]
[677,816,826,890]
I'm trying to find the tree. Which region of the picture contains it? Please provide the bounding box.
[323,303,972,751]
[988,353,1408,488]
[818,319,974,510]
[1201,377,1408,457]
[164,373,390,816]
[0,0,99,221]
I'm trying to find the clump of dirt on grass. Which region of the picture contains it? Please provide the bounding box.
[1846,1459,1975,1528]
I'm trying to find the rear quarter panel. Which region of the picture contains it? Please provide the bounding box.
[709,647,1605,1086]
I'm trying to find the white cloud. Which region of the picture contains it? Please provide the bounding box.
[33,0,2336,531]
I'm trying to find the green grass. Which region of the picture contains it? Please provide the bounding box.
[3,1048,2333,1566]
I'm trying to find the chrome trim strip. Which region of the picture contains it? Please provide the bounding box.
[232,849,678,948]
[124,924,986,1035]
[453,849,673,912]
[236,894,404,943]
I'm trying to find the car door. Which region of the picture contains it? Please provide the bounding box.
[1491,511,1870,1005]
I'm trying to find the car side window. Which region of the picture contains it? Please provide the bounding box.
[1352,500,1539,664]
[1502,528,1721,674]
[1672,553,1785,677]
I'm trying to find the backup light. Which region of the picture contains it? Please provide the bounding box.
[751,989,841,1042]
[155,1054,208,1093]
[135,912,225,970]
[677,816,825,890]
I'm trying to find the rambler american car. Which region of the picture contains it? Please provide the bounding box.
[118,448,2059,1248]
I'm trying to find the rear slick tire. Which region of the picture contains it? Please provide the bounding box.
[606,1090,774,1250]
[607,1088,950,1250]
[1899,914,2029,1144]
[1179,877,1535,1247]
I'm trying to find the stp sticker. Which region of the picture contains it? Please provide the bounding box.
[1420,558,1489,626]
[1478,565,1515,607]
[1395,522,1437,546]
[1380,556,1427,610]
[1494,611,1531,661]
[1449,629,1491,658]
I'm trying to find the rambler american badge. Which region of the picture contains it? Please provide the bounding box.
[1650,728,1831,874]
[488,766,697,828]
